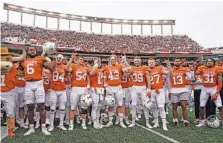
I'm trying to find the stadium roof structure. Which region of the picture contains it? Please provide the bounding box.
[4,3,175,25]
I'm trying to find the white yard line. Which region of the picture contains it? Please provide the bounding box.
[135,123,180,143]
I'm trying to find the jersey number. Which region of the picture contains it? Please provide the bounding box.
[173,75,183,85]
[76,71,87,81]
[98,73,103,84]
[133,73,143,82]
[151,74,160,84]
[108,71,119,80]
[52,72,65,82]
[203,74,214,83]
[27,64,34,74]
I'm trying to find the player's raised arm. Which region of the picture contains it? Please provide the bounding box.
[89,58,100,76]
[66,53,77,72]
[165,59,173,75]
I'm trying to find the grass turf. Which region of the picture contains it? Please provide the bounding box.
[2,110,222,143]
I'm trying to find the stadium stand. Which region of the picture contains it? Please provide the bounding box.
[1,22,203,53]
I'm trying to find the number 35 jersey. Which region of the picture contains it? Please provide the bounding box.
[51,64,66,91]
[22,56,46,81]
[71,64,89,87]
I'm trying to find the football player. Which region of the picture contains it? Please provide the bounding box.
[22,46,54,136]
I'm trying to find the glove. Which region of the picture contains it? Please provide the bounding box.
[155,89,160,94]
[121,55,127,63]
[146,88,151,97]
[94,58,99,68]
[211,93,218,101]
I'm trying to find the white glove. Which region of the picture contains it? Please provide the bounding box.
[121,55,127,63]
[94,58,99,68]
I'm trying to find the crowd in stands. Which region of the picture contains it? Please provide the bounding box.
[1,22,203,53]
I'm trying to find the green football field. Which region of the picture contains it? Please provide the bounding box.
[2,110,222,143]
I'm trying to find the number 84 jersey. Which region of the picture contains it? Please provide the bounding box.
[51,64,67,91]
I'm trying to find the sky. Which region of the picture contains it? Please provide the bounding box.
[1,0,223,48]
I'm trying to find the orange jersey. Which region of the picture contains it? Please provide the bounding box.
[104,64,123,86]
[121,76,133,88]
[1,66,16,92]
[51,64,66,91]
[71,64,89,87]
[149,66,164,89]
[89,68,104,88]
[43,69,51,90]
[170,66,188,88]
[13,63,26,87]
[198,66,220,87]
[131,66,148,86]
[22,56,46,81]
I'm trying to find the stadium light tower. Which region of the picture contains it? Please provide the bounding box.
[4,3,175,35]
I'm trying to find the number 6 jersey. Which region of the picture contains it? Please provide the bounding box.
[21,56,46,81]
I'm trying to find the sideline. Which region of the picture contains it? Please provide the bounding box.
[135,123,180,143]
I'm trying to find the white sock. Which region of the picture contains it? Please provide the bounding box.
[49,111,55,127]
[35,111,40,122]
[108,111,113,122]
[65,107,70,121]
[91,105,97,122]
[131,106,137,123]
[59,110,65,126]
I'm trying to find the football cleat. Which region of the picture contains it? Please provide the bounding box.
[120,122,127,128]
[48,126,54,132]
[42,128,51,135]
[58,125,67,130]
[105,121,113,127]
[24,128,35,136]
[128,123,135,128]
[68,125,74,131]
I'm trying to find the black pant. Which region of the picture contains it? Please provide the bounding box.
[194,89,216,119]
[220,90,223,106]
[194,90,201,119]
[206,96,216,117]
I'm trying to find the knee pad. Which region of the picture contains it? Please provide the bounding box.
[45,106,50,111]
[80,108,88,114]
[37,103,45,110]
[27,104,35,111]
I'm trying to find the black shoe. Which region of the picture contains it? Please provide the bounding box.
[174,121,178,126]
[184,122,188,127]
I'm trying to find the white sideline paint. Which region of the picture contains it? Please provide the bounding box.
[136,123,180,143]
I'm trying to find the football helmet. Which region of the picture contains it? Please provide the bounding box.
[105,94,115,107]
[42,42,56,54]
[206,115,220,128]
[144,98,156,110]
[100,113,109,123]
[80,94,92,108]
